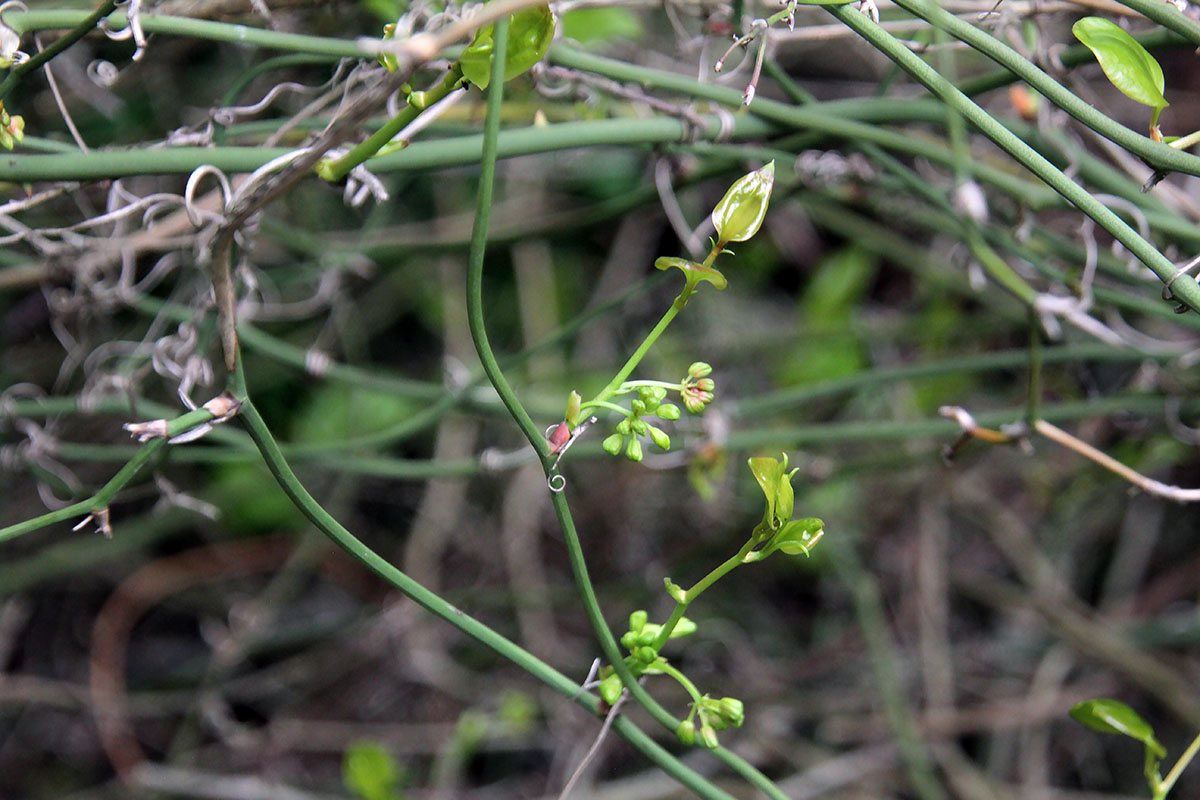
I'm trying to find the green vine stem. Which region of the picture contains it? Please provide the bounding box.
[652,537,759,652]
[893,0,1200,176]
[823,3,1200,314]
[0,405,218,542]
[463,15,548,461]
[586,244,720,411]
[319,64,465,182]
[234,392,738,800]
[459,19,787,799]
[1158,731,1200,797]
[0,0,120,101]
[2,9,372,59]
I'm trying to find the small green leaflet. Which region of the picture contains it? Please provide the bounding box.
[1072,17,1168,126]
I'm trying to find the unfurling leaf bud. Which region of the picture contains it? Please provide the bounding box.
[711,161,775,245]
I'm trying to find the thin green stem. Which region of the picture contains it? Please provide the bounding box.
[547,490,788,800]
[620,379,684,393]
[824,3,1200,314]
[577,400,629,416]
[657,660,704,704]
[321,65,464,182]
[652,537,758,651]
[3,10,372,58]
[892,0,1200,177]
[235,392,736,799]
[0,406,217,542]
[588,247,718,409]
[1159,731,1200,797]
[0,0,120,102]
[464,17,547,459]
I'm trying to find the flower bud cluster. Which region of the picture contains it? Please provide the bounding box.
[681,362,716,414]
[0,102,24,151]
[602,385,679,462]
[678,694,746,749]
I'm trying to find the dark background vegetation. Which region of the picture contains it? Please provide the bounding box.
[3,0,1200,798]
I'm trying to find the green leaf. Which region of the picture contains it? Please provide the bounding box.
[1072,17,1168,112]
[766,517,825,557]
[654,257,727,290]
[343,740,403,800]
[459,6,556,90]
[1069,699,1166,760]
[748,455,786,526]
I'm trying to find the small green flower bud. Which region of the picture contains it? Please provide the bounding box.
[718,697,745,728]
[620,631,637,649]
[616,418,631,435]
[599,673,623,705]
[637,627,658,646]
[626,438,643,462]
[631,418,648,436]
[683,394,706,415]
[631,398,646,416]
[602,433,624,455]
[565,390,582,426]
[669,617,698,638]
[650,386,668,401]
[676,720,696,746]
[699,724,720,749]
[657,403,681,420]
[696,377,715,392]
[629,609,648,632]
[711,162,775,245]
[688,362,713,379]
[634,646,657,664]
[648,425,671,451]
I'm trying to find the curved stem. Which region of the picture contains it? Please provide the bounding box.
[824,3,1200,314]
[235,393,734,798]
[464,16,547,460]
[321,65,464,182]
[894,0,1200,177]
[0,0,120,101]
[652,537,757,651]
[0,405,217,542]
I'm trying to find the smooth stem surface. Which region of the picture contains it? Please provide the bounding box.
[322,65,463,181]
[4,10,372,58]
[894,0,1200,177]
[590,247,717,407]
[464,16,547,459]
[825,3,1200,314]
[652,537,757,652]
[0,0,119,101]
[236,396,734,797]
[1159,731,1200,796]
[0,406,217,543]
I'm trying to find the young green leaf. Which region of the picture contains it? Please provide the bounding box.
[459,6,556,90]
[343,740,404,800]
[1069,698,1166,760]
[1072,17,1168,125]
